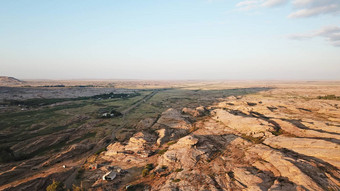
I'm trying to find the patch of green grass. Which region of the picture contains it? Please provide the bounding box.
[157,149,168,155]
[0,102,86,131]
[3,92,141,108]
[69,132,97,145]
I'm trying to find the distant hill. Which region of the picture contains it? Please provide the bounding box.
[0,76,25,86]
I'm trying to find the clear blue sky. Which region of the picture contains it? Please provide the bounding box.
[0,0,339,80]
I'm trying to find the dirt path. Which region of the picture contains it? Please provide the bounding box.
[121,90,159,115]
[111,90,159,139]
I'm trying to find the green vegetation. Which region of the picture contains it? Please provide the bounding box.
[7,98,70,107]
[175,168,183,172]
[68,132,97,145]
[271,129,284,136]
[166,141,177,146]
[3,92,141,108]
[142,169,149,177]
[46,180,65,191]
[317,95,340,100]
[95,147,107,155]
[172,179,181,182]
[142,163,154,177]
[157,149,168,155]
[72,185,84,191]
[0,91,151,163]
[241,134,264,144]
[91,92,140,100]
[145,163,154,170]
[149,172,156,178]
[126,183,145,191]
[0,87,269,166]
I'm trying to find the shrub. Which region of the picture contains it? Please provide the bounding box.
[241,134,264,144]
[317,95,340,100]
[145,163,154,170]
[166,141,176,146]
[72,185,83,191]
[157,149,167,155]
[142,169,149,177]
[46,180,64,191]
[95,147,106,155]
[172,179,181,182]
[271,129,284,136]
[150,172,156,179]
[126,183,145,191]
[142,163,154,177]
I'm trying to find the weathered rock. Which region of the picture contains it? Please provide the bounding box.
[157,135,202,170]
[181,107,196,116]
[248,144,323,190]
[136,118,156,130]
[153,170,221,191]
[212,109,275,137]
[272,119,340,141]
[114,128,135,142]
[182,106,208,117]
[105,142,125,156]
[174,135,198,147]
[105,131,156,158]
[156,128,188,146]
[233,167,273,191]
[263,136,340,168]
[155,108,192,130]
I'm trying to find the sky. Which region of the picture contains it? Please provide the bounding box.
[0,0,339,80]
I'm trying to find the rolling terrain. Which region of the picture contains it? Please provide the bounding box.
[0,79,339,190]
